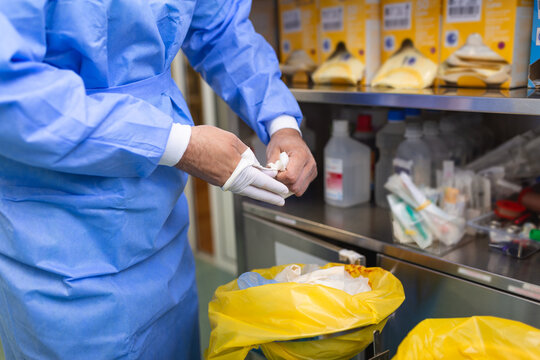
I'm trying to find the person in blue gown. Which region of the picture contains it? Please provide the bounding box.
[0,1,316,358]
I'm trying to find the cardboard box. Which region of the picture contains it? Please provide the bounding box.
[380,0,441,64]
[278,0,320,65]
[318,0,381,84]
[440,0,532,89]
[529,0,540,88]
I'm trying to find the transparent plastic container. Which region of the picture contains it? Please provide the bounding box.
[325,120,371,207]
[353,115,376,191]
[423,121,450,187]
[375,110,406,208]
[394,123,431,188]
[468,212,540,259]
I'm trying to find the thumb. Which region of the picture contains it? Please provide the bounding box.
[266,144,281,167]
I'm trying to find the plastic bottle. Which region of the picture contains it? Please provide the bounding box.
[404,108,422,123]
[353,115,376,191]
[394,123,431,187]
[324,120,371,207]
[423,121,450,187]
[439,116,467,166]
[375,110,406,208]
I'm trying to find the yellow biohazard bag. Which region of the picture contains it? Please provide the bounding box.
[205,263,405,360]
[392,316,540,360]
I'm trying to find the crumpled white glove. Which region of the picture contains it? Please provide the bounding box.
[222,149,290,206]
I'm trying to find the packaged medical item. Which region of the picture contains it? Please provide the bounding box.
[440,0,533,89]
[278,0,319,82]
[372,39,438,89]
[529,0,540,87]
[325,120,371,207]
[312,42,365,85]
[375,110,405,208]
[375,0,441,88]
[393,123,432,188]
[318,0,380,85]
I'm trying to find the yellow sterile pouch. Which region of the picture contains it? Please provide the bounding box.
[392,316,540,360]
[439,34,512,87]
[205,263,405,360]
[372,40,438,89]
[312,43,365,85]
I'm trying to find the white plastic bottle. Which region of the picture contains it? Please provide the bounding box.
[440,116,468,166]
[423,121,450,187]
[324,120,370,207]
[394,123,432,187]
[375,110,406,208]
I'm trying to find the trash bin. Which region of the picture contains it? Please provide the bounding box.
[392,316,540,360]
[205,263,405,360]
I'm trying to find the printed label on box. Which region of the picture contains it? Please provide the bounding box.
[325,158,343,201]
[321,6,344,32]
[383,2,412,31]
[282,9,302,33]
[446,0,482,23]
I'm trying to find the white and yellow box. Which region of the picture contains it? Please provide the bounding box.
[318,0,381,84]
[440,0,533,89]
[278,0,319,65]
[380,0,441,64]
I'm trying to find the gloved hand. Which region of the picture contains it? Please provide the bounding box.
[267,128,317,196]
[222,148,289,206]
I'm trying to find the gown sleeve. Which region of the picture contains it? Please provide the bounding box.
[182,0,303,144]
[0,3,183,178]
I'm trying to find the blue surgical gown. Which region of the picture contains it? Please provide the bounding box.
[0,0,302,359]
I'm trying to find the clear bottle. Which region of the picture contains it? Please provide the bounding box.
[394,123,432,187]
[423,121,450,187]
[353,115,376,192]
[439,116,467,167]
[375,110,406,208]
[404,108,422,123]
[324,120,371,207]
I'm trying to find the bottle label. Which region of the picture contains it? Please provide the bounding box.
[325,158,343,201]
[393,158,413,175]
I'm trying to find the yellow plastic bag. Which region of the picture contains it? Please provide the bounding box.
[205,263,405,360]
[392,316,540,360]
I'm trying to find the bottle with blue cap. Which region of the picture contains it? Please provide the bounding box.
[375,109,406,208]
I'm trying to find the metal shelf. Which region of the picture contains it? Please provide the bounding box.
[291,85,540,116]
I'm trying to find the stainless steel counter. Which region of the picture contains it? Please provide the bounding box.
[243,197,540,302]
[291,85,540,115]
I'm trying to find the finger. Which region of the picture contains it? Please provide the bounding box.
[266,144,281,165]
[247,167,289,196]
[276,153,307,186]
[239,185,285,206]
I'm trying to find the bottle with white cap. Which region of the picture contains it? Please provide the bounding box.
[375,110,406,207]
[423,121,450,187]
[394,123,431,187]
[324,120,370,207]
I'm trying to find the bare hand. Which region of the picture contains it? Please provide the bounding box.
[266,128,317,196]
[176,125,247,187]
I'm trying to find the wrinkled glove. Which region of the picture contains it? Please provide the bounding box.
[222,149,289,206]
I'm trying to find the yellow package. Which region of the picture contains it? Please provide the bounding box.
[440,0,533,88]
[372,39,438,89]
[205,263,405,360]
[380,0,441,64]
[278,0,319,83]
[312,43,366,85]
[392,316,540,360]
[318,0,381,84]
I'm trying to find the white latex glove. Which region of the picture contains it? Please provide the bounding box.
[222,149,289,206]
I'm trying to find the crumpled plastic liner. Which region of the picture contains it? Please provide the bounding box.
[205,263,405,360]
[392,316,540,360]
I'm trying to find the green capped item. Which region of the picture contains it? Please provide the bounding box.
[530,229,540,242]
